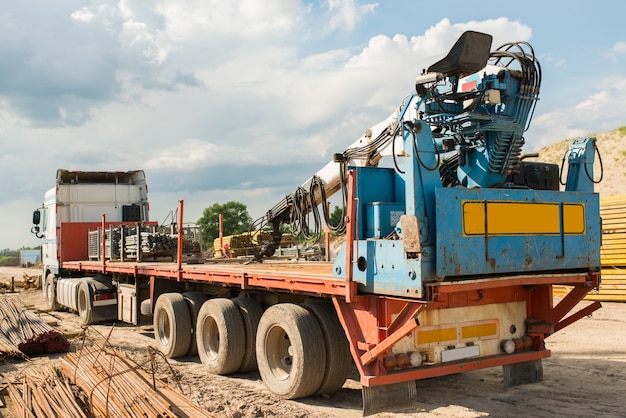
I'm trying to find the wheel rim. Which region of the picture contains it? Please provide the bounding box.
[265,324,292,381]
[201,316,220,360]
[157,311,171,346]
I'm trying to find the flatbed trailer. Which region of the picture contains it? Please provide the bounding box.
[46,163,601,414]
[56,200,600,414]
[41,170,603,415]
[32,31,605,415]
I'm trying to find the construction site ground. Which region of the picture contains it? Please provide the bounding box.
[1,266,625,418]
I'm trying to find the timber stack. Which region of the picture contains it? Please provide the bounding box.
[213,232,296,258]
[593,195,626,301]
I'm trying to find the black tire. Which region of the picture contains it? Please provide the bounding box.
[77,283,93,325]
[196,298,245,374]
[153,293,192,358]
[256,303,326,399]
[232,297,264,372]
[183,292,208,356]
[45,274,59,311]
[304,301,351,395]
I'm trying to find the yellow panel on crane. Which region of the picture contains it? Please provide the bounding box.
[462,201,585,236]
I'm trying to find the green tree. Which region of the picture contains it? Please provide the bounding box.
[0,248,19,266]
[329,205,345,233]
[0,248,17,257]
[197,201,253,248]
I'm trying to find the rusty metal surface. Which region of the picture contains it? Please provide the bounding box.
[435,187,601,277]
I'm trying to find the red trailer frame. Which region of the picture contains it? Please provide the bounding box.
[60,179,602,390]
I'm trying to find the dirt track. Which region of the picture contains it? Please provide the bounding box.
[1,266,626,417]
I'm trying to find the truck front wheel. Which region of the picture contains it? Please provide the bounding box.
[45,274,59,311]
[153,293,192,358]
[256,303,326,399]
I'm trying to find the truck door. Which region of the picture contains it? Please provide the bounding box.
[41,204,59,272]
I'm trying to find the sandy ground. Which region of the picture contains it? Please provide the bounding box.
[1,266,625,418]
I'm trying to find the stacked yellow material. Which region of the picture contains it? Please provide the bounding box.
[212,232,296,258]
[591,195,626,301]
[554,194,626,301]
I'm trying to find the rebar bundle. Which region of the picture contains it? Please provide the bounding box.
[0,332,23,358]
[58,344,214,417]
[0,296,69,356]
[7,345,215,417]
[123,232,177,257]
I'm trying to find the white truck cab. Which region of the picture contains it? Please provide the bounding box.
[31,169,149,321]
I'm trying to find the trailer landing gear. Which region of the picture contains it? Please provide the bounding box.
[362,381,418,417]
[503,359,543,388]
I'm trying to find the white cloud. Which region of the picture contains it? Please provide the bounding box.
[120,20,171,66]
[70,8,94,23]
[530,111,587,148]
[144,138,264,170]
[156,0,304,40]
[0,153,22,169]
[326,0,378,31]
[196,17,535,164]
[396,18,533,58]
[609,41,626,54]
[2,7,624,249]
[573,77,626,126]
[529,76,626,148]
[300,49,352,71]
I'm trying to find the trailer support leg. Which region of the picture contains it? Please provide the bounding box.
[362,381,417,417]
[503,359,543,388]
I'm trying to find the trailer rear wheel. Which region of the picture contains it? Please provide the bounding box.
[233,296,264,372]
[256,303,326,399]
[77,283,93,325]
[304,301,351,394]
[45,274,59,311]
[196,298,245,374]
[153,293,192,358]
[183,292,208,356]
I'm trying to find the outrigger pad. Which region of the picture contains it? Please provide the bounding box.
[362,381,418,417]
[503,359,543,388]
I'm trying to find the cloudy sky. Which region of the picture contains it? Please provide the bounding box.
[2,0,626,250]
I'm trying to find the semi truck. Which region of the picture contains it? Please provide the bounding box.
[31,31,602,415]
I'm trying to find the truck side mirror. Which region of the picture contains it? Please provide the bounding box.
[33,210,41,225]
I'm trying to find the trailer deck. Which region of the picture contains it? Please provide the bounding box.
[62,260,349,296]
